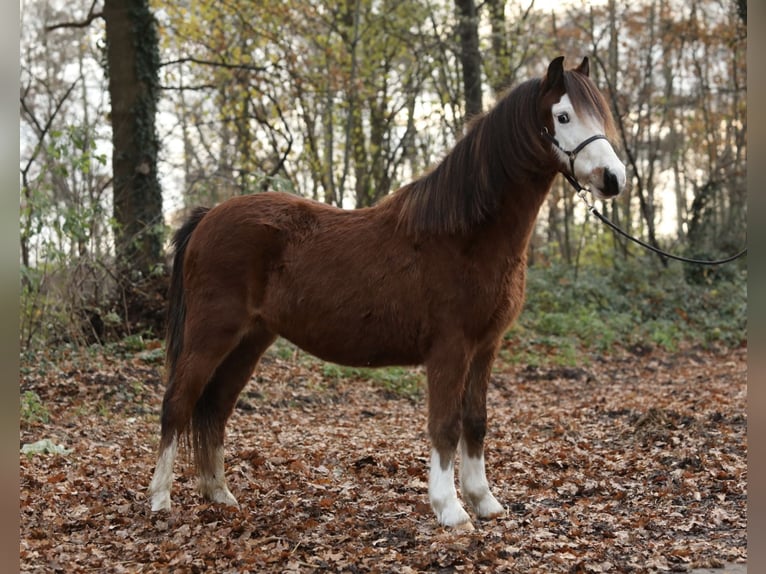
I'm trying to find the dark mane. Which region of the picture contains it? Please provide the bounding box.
[394,78,547,236]
[393,68,616,236]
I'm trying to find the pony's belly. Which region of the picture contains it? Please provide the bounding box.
[283,333,422,368]
[264,300,423,367]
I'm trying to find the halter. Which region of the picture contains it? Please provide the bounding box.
[540,126,608,185]
[540,127,747,266]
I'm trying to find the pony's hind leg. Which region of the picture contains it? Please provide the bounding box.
[149,314,250,512]
[148,431,178,511]
[459,345,505,519]
[149,349,225,511]
[194,326,276,507]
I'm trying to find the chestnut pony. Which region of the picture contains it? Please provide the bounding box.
[149,56,626,528]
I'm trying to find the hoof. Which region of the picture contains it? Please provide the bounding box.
[471,493,506,520]
[150,490,171,512]
[201,484,240,508]
[434,500,472,529]
[451,520,475,532]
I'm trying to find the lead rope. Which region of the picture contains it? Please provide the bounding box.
[542,126,746,265]
[571,182,747,266]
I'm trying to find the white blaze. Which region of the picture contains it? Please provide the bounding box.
[550,94,626,199]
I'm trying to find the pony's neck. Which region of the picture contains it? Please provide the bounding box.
[492,171,557,254]
[394,78,556,239]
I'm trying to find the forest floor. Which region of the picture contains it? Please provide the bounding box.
[20,340,746,573]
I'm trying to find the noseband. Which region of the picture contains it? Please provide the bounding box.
[540,126,608,186]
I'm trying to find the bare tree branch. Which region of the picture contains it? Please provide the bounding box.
[20,80,79,268]
[45,0,103,32]
[159,56,268,73]
[20,80,79,177]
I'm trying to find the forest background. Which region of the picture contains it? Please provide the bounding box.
[19,0,747,356]
[17,0,750,571]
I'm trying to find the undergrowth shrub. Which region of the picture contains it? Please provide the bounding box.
[507,255,746,365]
[20,390,50,425]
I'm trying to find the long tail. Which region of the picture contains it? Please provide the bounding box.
[160,207,210,447]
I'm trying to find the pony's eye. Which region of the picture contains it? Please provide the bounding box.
[557,113,570,124]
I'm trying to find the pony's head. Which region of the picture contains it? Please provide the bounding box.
[539,56,626,200]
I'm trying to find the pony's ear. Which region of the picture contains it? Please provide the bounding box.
[575,56,590,77]
[542,56,565,93]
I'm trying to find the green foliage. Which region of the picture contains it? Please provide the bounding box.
[507,257,747,365]
[20,124,114,351]
[21,391,50,425]
[269,339,423,400]
[21,125,107,264]
[270,338,298,361]
[119,334,150,354]
[322,363,423,400]
[100,334,165,363]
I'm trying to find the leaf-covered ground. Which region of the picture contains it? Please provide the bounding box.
[20,341,746,573]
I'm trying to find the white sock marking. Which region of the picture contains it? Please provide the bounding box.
[459,441,504,518]
[198,445,239,507]
[149,436,177,512]
[429,448,471,527]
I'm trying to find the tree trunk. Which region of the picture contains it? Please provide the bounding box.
[736,0,746,24]
[103,0,163,281]
[486,0,510,94]
[454,0,482,120]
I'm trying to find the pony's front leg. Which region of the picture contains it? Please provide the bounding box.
[426,354,473,529]
[459,440,504,519]
[429,447,472,528]
[459,347,505,520]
